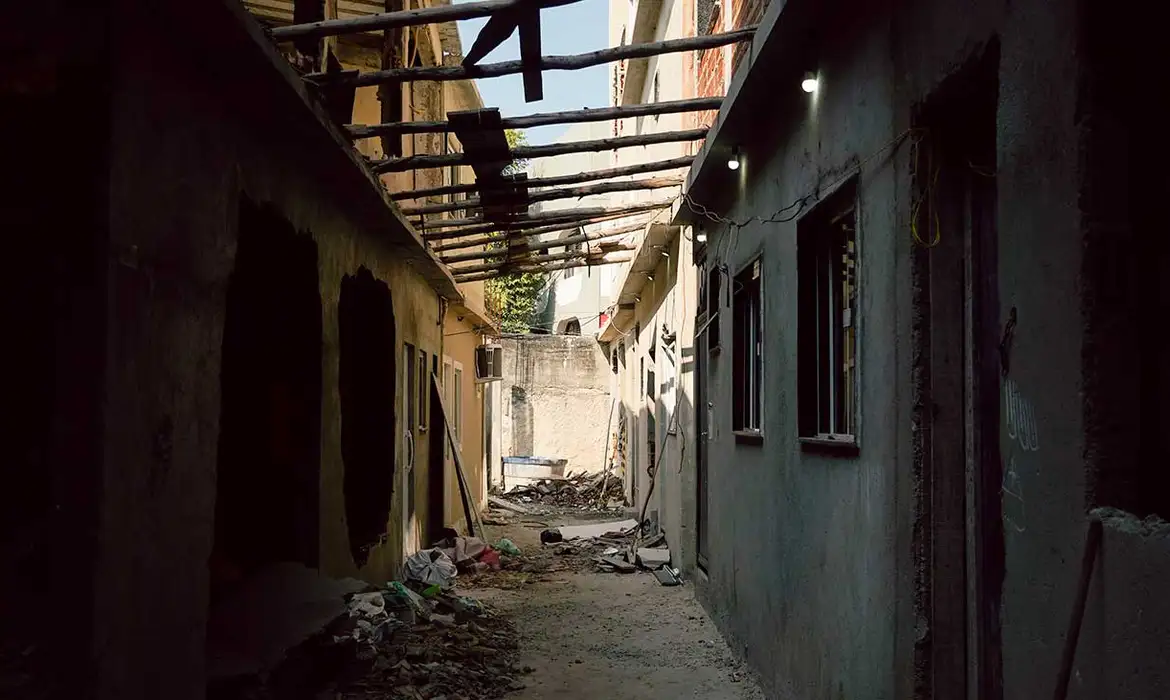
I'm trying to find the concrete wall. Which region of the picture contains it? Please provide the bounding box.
[496,336,613,482]
[677,0,1170,698]
[65,2,455,697]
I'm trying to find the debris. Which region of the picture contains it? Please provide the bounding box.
[482,516,511,526]
[641,532,667,548]
[403,548,458,589]
[600,556,636,573]
[500,471,627,509]
[540,529,563,544]
[494,538,521,556]
[653,567,682,586]
[489,495,533,514]
[602,547,620,556]
[557,519,639,541]
[554,545,579,556]
[636,548,671,569]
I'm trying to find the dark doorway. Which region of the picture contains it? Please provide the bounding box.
[912,41,1003,700]
[427,376,447,542]
[338,267,397,568]
[212,198,323,592]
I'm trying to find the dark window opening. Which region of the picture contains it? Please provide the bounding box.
[339,267,397,568]
[648,366,656,400]
[798,182,858,444]
[564,318,581,335]
[732,259,762,434]
[214,199,323,590]
[647,413,658,473]
[418,349,429,430]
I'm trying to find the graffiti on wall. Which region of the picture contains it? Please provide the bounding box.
[1001,379,1039,533]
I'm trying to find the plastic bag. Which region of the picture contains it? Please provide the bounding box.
[494,538,521,556]
[403,548,458,589]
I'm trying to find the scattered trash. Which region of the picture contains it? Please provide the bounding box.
[498,471,627,509]
[557,519,639,541]
[654,566,682,586]
[602,547,620,556]
[540,529,563,544]
[403,548,458,590]
[489,495,533,514]
[600,555,637,573]
[495,538,522,556]
[555,545,579,556]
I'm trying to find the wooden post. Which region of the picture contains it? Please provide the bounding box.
[401,177,683,216]
[271,0,585,41]
[430,374,483,538]
[391,155,695,201]
[374,128,707,172]
[307,27,758,88]
[349,97,725,138]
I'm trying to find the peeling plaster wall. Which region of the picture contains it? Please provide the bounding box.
[497,336,613,480]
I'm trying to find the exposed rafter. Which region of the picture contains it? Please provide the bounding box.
[426,212,655,246]
[269,0,583,41]
[433,219,649,254]
[306,27,757,88]
[374,128,707,172]
[391,155,695,201]
[416,199,675,233]
[440,225,643,263]
[448,244,638,275]
[348,97,725,138]
[400,177,683,216]
[453,255,634,283]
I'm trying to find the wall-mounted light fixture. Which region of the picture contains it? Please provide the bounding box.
[696,227,708,243]
[727,146,741,171]
[801,71,819,93]
[646,273,654,281]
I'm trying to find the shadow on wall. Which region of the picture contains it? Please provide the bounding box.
[212,198,323,594]
[338,267,397,568]
[511,385,534,455]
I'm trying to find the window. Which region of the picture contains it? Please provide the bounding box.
[798,182,858,445]
[732,258,762,436]
[418,349,429,430]
[647,413,657,472]
[405,343,417,429]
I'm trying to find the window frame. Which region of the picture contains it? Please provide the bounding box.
[797,179,860,452]
[731,257,763,442]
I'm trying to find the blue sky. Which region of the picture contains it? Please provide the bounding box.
[454,0,610,145]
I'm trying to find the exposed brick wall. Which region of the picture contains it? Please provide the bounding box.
[730,0,768,69]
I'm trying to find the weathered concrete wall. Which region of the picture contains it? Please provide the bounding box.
[497,335,612,480]
[89,2,450,698]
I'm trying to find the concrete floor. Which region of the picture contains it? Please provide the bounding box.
[465,512,764,700]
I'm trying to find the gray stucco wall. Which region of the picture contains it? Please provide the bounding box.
[497,335,613,480]
[684,0,1170,698]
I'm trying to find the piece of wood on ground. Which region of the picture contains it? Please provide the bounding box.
[600,556,636,573]
[488,495,533,514]
[556,519,638,540]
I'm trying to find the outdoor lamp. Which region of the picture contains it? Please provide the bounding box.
[727,146,741,171]
[801,71,819,93]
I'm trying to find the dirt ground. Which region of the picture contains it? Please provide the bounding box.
[460,509,765,700]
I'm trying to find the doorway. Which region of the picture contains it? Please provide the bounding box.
[912,42,1003,700]
[212,198,323,591]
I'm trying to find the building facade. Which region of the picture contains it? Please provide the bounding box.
[609,0,1170,697]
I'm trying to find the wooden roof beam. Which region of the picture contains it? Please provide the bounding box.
[348,97,725,139]
[390,155,695,201]
[433,219,649,254]
[440,224,644,263]
[269,0,583,41]
[374,128,707,173]
[401,176,683,216]
[448,244,638,275]
[415,198,675,232]
[453,255,635,283]
[306,26,757,88]
[426,213,655,247]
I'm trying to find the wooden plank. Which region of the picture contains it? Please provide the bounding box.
[517,6,543,101]
[401,176,683,216]
[373,128,707,172]
[391,155,695,200]
[453,255,634,282]
[441,226,641,263]
[308,27,758,87]
[271,0,583,40]
[431,374,482,539]
[448,245,637,274]
[417,199,674,232]
[425,213,653,247]
[433,219,648,254]
[349,97,725,138]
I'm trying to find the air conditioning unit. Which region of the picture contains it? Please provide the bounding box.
[475,344,503,383]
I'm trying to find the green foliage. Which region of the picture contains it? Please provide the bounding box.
[483,128,543,334]
[486,271,547,334]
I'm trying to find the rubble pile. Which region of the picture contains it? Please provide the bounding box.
[499,471,626,510]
